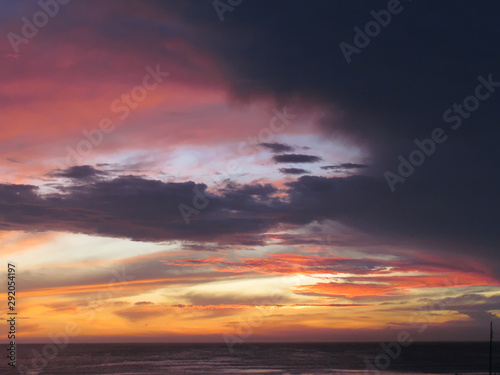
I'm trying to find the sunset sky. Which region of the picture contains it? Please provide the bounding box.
[1,0,500,343]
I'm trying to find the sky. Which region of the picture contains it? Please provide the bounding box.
[1,0,500,344]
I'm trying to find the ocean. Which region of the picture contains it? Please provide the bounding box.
[5,342,500,375]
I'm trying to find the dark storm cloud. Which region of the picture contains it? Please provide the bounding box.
[162,1,500,135]
[273,154,322,164]
[144,0,500,274]
[21,0,500,146]
[150,0,500,189]
[259,142,294,153]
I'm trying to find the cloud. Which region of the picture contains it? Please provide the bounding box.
[162,252,498,300]
[259,142,294,153]
[0,169,499,280]
[421,293,500,313]
[50,165,106,180]
[273,154,322,164]
[321,163,367,172]
[279,168,309,175]
[114,305,167,322]
[42,302,78,313]
[179,291,293,306]
[218,182,278,197]
[0,175,281,244]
